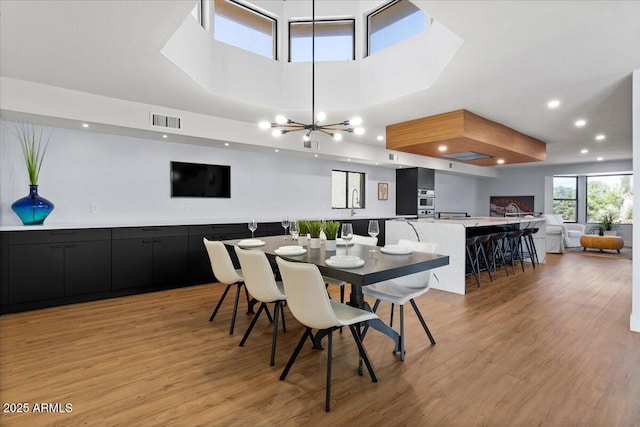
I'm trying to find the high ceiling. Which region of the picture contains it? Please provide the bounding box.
[1,0,639,167]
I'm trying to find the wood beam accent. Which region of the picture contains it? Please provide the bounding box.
[386,110,547,166]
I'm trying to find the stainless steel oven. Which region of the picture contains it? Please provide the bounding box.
[418,189,435,210]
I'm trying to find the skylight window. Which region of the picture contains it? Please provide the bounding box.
[214,0,277,60]
[289,20,355,62]
[367,0,425,56]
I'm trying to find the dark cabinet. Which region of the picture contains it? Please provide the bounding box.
[5,229,111,304]
[396,167,435,216]
[9,243,64,303]
[112,226,188,289]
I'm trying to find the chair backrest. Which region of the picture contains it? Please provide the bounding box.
[351,234,377,246]
[395,239,437,289]
[203,238,242,285]
[276,257,341,330]
[234,246,285,303]
[543,213,564,225]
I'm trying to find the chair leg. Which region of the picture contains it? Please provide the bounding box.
[209,284,231,322]
[229,284,242,335]
[348,325,377,383]
[466,245,481,287]
[325,328,333,412]
[239,302,266,347]
[340,286,345,304]
[270,301,280,367]
[280,328,312,381]
[390,303,395,327]
[279,301,286,333]
[244,284,252,314]
[410,299,435,345]
[399,305,405,361]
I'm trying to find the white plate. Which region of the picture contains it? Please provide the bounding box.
[380,245,412,255]
[336,238,354,246]
[237,239,266,248]
[325,258,365,268]
[275,246,307,256]
[329,255,360,262]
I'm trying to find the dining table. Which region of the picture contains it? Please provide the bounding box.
[222,235,450,353]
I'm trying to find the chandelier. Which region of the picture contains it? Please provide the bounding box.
[258,0,364,142]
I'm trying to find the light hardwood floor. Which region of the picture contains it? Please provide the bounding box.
[1,252,638,426]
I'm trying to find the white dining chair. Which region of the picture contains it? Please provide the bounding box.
[350,234,378,246]
[234,246,287,366]
[275,257,379,412]
[203,238,249,335]
[362,239,437,361]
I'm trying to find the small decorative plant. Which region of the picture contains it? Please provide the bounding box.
[298,220,310,236]
[15,122,50,185]
[307,220,323,238]
[324,221,340,240]
[597,205,618,235]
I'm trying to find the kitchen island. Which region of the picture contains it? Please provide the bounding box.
[385,217,546,295]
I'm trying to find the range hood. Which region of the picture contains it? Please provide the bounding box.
[385,110,546,166]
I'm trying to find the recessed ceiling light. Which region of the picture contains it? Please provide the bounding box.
[581,149,588,154]
[438,145,447,152]
[497,159,505,164]
[547,99,560,109]
[82,123,89,128]
[376,135,384,141]
[224,142,229,146]
[597,157,604,161]
[595,134,606,141]
[375,162,379,165]
[575,119,587,127]
[347,158,351,162]
[162,134,168,139]
[314,154,318,158]
[274,149,279,153]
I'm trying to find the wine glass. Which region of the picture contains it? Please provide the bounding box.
[289,220,299,240]
[368,220,379,252]
[281,216,290,239]
[341,223,353,255]
[248,218,257,239]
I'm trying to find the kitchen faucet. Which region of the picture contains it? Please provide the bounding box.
[351,189,359,216]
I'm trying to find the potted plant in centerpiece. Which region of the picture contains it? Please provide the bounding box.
[323,221,340,251]
[10,123,55,225]
[308,220,323,249]
[297,220,310,246]
[597,206,618,236]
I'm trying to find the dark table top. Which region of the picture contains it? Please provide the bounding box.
[223,235,449,287]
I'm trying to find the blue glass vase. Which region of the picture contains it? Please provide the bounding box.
[11,185,55,225]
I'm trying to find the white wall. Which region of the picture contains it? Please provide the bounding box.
[632,69,639,333]
[0,121,397,226]
[434,171,481,216]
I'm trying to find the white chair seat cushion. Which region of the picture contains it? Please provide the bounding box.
[323,276,346,287]
[567,230,582,238]
[330,300,378,326]
[362,280,429,306]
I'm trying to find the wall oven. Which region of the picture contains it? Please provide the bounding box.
[418,189,435,217]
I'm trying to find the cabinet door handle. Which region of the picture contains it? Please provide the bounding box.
[51,231,76,235]
[153,239,162,243]
[142,240,152,244]
[65,244,78,248]
[50,245,62,249]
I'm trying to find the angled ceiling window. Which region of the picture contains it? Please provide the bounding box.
[289,19,355,62]
[367,0,425,56]
[214,0,277,59]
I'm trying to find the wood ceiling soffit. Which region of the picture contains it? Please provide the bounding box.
[385,110,547,166]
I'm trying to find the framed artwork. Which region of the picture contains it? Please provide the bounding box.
[378,183,388,200]
[490,196,534,217]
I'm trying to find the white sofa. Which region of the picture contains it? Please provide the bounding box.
[543,214,586,253]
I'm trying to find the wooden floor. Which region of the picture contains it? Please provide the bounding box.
[1,252,638,426]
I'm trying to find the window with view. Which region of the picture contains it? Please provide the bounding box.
[553,176,578,222]
[367,0,425,56]
[289,20,355,62]
[332,170,365,209]
[586,174,633,224]
[214,0,276,59]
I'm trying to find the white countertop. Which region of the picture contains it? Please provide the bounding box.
[392,216,546,228]
[0,215,414,232]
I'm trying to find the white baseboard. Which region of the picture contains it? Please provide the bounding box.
[631,313,640,333]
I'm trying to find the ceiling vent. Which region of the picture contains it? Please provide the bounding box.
[440,151,491,161]
[151,113,181,129]
[388,153,399,161]
[303,140,319,150]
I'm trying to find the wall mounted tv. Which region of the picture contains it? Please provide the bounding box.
[170,161,231,198]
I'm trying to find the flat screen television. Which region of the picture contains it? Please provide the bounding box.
[170,161,231,198]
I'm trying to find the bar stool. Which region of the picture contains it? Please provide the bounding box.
[474,234,493,282]
[489,232,509,278]
[527,228,540,265]
[520,229,537,269]
[465,236,481,287]
[504,230,525,273]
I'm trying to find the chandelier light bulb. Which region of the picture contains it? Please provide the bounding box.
[317,112,326,122]
[354,127,365,135]
[272,129,283,137]
[333,132,343,141]
[275,115,287,125]
[259,121,271,130]
[349,117,362,126]
[303,134,310,142]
